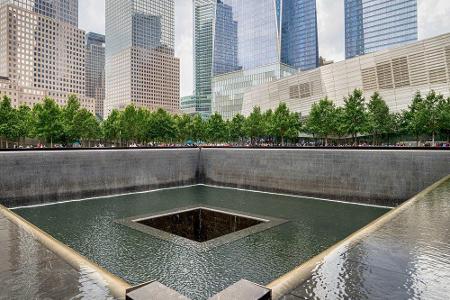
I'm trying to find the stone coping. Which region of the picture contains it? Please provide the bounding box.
[266,174,450,299]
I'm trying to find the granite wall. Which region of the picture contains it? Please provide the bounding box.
[200,149,450,206]
[0,149,200,207]
[0,148,448,207]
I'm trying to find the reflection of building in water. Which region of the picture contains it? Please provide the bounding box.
[105,0,179,116]
[194,0,319,118]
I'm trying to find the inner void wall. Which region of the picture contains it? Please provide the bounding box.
[200,149,450,206]
[0,148,448,207]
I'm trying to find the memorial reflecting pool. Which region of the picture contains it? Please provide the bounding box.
[15,186,389,299]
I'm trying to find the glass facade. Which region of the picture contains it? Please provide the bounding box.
[345,0,418,59]
[193,0,215,117]
[193,0,318,117]
[86,32,105,118]
[106,0,174,59]
[0,0,78,26]
[281,0,319,70]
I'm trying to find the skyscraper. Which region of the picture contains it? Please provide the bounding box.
[86,32,105,119]
[105,0,180,116]
[0,0,78,26]
[0,0,95,113]
[193,0,319,118]
[345,0,418,59]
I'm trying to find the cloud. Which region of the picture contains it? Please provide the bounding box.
[79,0,450,98]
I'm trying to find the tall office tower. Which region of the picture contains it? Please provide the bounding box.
[193,0,319,118]
[0,1,95,113]
[0,0,78,26]
[345,0,418,59]
[105,0,180,116]
[86,32,105,119]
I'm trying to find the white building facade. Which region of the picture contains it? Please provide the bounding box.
[243,34,450,117]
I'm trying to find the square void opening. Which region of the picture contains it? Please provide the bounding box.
[136,208,265,243]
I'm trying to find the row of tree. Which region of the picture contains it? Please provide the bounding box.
[0,89,449,148]
[0,95,99,148]
[305,90,450,146]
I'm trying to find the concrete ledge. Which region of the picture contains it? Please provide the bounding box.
[266,174,450,299]
[0,204,132,299]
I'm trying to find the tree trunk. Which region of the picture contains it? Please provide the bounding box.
[432,131,435,146]
[50,137,53,148]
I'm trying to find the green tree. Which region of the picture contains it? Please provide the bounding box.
[13,105,33,145]
[305,98,337,146]
[0,96,15,148]
[421,91,444,145]
[271,103,301,145]
[73,108,99,147]
[205,112,227,143]
[175,114,194,143]
[333,107,346,144]
[32,97,63,147]
[120,105,139,144]
[262,109,274,142]
[135,107,150,144]
[228,114,246,143]
[102,109,122,146]
[61,95,81,144]
[285,111,302,143]
[147,108,177,143]
[367,92,390,145]
[343,89,367,143]
[403,92,426,145]
[192,114,205,143]
[437,97,450,142]
[244,106,264,145]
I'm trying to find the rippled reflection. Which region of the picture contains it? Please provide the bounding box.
[14,186,388,299]
[293,179,450,299]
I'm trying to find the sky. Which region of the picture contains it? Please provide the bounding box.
[79,0,450,97]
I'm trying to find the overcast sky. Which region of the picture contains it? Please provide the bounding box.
[79,0,450,97]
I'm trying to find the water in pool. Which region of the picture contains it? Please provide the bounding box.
[14,186,389,299]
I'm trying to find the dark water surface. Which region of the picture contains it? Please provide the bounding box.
[15,186,389,299]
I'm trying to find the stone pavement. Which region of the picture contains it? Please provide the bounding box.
[281,177,450,300]
[0,212,115,300]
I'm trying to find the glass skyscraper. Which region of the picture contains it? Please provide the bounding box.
[86,32,105,118]
[345,0,418,59]
[105,0,179,116]
[193,0,319,117]
[0,0,78,26]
